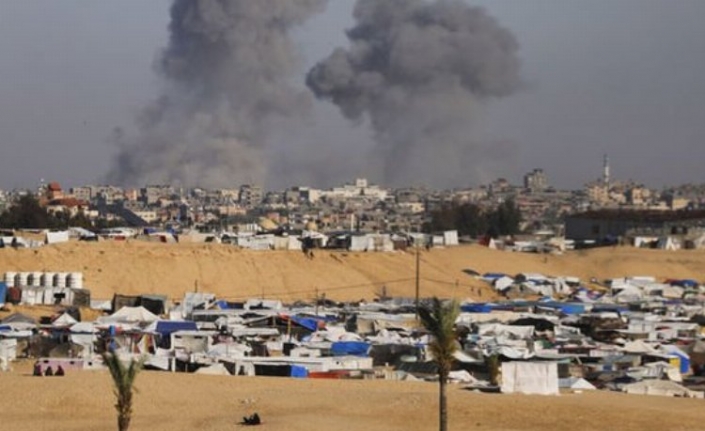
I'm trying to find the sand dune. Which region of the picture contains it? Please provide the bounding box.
[2,242,705,302]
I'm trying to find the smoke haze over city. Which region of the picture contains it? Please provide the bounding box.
[1,1,705,190]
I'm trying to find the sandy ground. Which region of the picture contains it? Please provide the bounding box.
[2,242,705,303]
[0,365,704,431]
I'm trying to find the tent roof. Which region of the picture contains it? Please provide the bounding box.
[52,313,78,327]
[100,306,158,324]
[70,321,97,333]
[1,313,37,325]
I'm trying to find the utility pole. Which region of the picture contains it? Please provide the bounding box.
[415,242,420,320]
[315,287,319,316]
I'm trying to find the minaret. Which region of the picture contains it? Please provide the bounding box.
[603,154,610,188]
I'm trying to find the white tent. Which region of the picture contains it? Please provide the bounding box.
[494,276,514,292]
[559,377,596,390]
[69,322,97,357]
[657,236,679,251]
[45,231,70,244]
[501,361,559,395]
[622,340,659,355]
[443,230,459,246]
[99,306,158,324]
[52,313,78,327]
[0,339,18,364]
[195,363,231,376]
[622,380,703,398]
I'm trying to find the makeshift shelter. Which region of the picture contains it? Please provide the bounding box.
[145,320,198,348]
[1,313,37,327]
[331,341,371,357]
[71,288,91,308]
[559,377,596,390]
[100,306,158,324]
[52,313,78,327]
[111,294,140,313]
[69,322,97,357]
[622,380,703,398]
[45,231,70,244]
[139,294,168,316]
[501,361,559,395]
[195,363,231,376]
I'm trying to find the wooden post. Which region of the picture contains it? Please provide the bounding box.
[415,244,420,320]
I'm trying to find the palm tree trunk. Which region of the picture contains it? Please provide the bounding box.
[439,373,448,431]
[118,413,130,431]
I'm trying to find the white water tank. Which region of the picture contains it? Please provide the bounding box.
[28,272,43,287]
[4,272,17,287]
[41,272,56,287]
[53,272,68,288]
[15,272,30,287]
[67,272,83,289]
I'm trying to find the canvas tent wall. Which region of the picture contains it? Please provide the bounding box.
[45,231,70,244]
[622,380,703,398]
[443,230,459,246]
[501,361,559,395]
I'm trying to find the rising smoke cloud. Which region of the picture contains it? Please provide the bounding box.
[307,0,521,187]
[108,0,327,188]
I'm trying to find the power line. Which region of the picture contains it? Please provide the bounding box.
[421,277,480,289]
[216,277,416,301]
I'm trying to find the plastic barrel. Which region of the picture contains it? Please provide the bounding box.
[29,272,43,287]
[4,272,16,288]
[16,272,30,287]
[67,272,83,289]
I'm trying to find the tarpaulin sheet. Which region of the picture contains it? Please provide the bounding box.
[331,341,370,357]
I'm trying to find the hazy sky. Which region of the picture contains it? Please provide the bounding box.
[1,0,704,190]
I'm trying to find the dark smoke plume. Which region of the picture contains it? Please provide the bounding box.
[307,0,521,187]
[108,0,327,188]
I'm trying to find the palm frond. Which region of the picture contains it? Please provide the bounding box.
[102,351,143,430]
[419,297,460,373]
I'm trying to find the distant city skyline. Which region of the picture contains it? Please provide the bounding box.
[1,1,704,190]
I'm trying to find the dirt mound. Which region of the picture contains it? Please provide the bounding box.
[1,242,704,302]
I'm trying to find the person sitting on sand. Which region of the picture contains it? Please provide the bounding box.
[242,413,261,426]
[33,362,42,376]
[55,365,65,376]
[44,366,54,376]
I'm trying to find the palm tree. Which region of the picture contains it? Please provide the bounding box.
[102,352,143,431]
[419,297,460,431]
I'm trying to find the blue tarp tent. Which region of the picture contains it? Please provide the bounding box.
[591,304,628,313]
[670,279,699,288]
[290,316,322,331]
[154,321,198,338]
[663,345,691,374]
[331,341,370,357]
[460,303,494,313]
[290,365,308,378]
[215,300,244,310]
[537,301,586,315]
[0,282,6,306]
